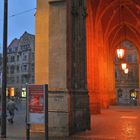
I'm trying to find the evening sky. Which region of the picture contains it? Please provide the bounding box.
[0,0,36,51]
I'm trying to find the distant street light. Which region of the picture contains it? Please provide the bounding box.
[1,0,8,138]
[124,68,129,74]
[116,48,125,59]
[121,63,127,70]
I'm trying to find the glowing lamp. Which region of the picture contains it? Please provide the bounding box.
[116,49,125,59]
[124,68,128,74]
[121,63,127,70]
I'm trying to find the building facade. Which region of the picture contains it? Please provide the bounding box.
[35,0,140,137]
[7,32,35,95]
[115,41,139,105]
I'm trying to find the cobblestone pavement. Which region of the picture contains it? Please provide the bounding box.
[0,100,140,140]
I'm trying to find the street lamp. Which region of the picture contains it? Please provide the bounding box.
[124,68,129,74]
[1,0,8,138]
[121,63,127,70]
[116,48,125,59]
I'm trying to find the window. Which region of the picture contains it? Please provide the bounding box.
[7,77,12,84]
[127,55,132,62]
[22,65,27,71]
[22,75,29,83]
[21,44,30,51]
[17,55,19,61]
[31,64,34,71]
[17,76,19,83]
[17,66,19,72]
[133,55,137,62]
[23,55,27,61]
[8,77,14,83]
[32,53,34,59]
[11,56,15,62]
[128,71,134,80]
[10,66,15,74]
[32,76,34,83]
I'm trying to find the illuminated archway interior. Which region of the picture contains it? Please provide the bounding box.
[86,0,140,114]
[115,41,139,105]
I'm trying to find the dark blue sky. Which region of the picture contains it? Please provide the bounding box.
[0,0,36,50]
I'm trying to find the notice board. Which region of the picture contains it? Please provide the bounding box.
[27,84,48,124]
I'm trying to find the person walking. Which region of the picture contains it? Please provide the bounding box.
[7,98,18,124]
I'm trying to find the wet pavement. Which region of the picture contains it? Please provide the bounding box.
[73,106,140,140]
[0,100,140,140]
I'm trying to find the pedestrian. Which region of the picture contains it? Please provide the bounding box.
[7,97,18,124]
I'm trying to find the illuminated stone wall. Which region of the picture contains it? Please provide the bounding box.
[35,0,90,136]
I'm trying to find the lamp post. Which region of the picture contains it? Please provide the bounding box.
[1,0,8,138]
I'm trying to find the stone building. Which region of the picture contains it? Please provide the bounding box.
[115,41,139,105]
[35,0,140,137]
[7,32,35,95]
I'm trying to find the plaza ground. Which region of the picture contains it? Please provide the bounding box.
[0,100,140,140]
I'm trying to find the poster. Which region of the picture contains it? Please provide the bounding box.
[27,84,46,124]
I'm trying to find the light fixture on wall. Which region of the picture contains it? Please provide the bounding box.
[116,49,125,59]
[121,62,129,74]
[121,62,127,70]
[124,68,129,74]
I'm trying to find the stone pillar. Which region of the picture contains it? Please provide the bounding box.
[48,0,70,136]
[34,0,49,133]
[96,21,109,109]
[67,0,90,132]
[35,0,49,84]
[108,52,116,105]
[35,0,90,136]
[86,0,101,114]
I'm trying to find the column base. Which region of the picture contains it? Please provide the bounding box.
[110,98,117,105]
[101,100,109,109]
[89,92,101,114]
[31,90,91,136]
[70,90,91,133]
[31,91,70,136]
[90,102,101,114]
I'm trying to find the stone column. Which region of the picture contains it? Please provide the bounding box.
[67,0,90,132]
[86,0,101,114]
[108,51,116,105]
[35,0,90,136]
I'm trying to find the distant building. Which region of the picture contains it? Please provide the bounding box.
[115,41,139,105]
[7,32,35,95]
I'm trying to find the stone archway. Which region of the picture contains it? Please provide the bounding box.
[35,0,140,137]
[86,0,140,114]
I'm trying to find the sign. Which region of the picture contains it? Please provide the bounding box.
[22,88,26,97]
[8,87,15,97]
[27,84,47,124]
